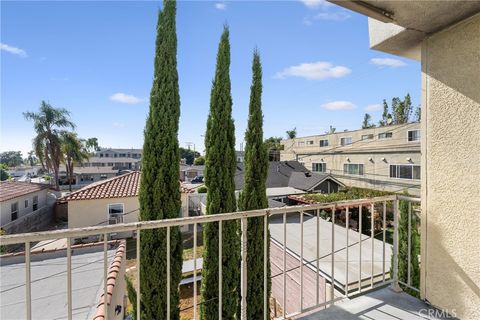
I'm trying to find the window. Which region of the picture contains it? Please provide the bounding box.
[33,196,38,211]
[361,134,373,140]
[344,163,364,175]
[390,165,421,180]
[99,153,104,158]
[312,163,326,172]
[298,141,305,147]
[306,140,314,145]
[340,137,352,146]
[378,132,393,139]
[11,202,18,221]
[319,140,329,147]
[408,130,421,142]
[108,204,124,224]
[25,199,29,208]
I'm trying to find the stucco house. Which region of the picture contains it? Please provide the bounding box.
[0,181,50,233]
[57,171,193,235]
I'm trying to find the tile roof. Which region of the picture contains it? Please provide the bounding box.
[58,171,193,203]
[0,181,50,202]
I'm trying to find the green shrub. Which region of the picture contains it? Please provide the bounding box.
[197,186,207,193]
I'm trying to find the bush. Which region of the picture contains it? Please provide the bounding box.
[197,186,207,193]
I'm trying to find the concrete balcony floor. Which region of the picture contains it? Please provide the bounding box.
[296,287,452,320]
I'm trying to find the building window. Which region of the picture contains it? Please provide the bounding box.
[298,141,305,146]
[100,174,107,180]
[340,137,352,146]
[108,204,124,224]
[312,163,326,173]
[344,163,364,175]
[319,140,329,147]
[361,134,373,140]
[99,153,104,158]
[378,132,393,139]
[408,130,421,142]
[33,196,38,211]
[306,140,314,145]
[11,202,18,221]
[25,199,29,208]
[390,165,421,180]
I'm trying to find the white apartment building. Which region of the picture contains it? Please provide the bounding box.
[281,122,421,195]
[84,148,142,170]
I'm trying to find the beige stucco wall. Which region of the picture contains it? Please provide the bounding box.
[421,13,480,319]
[0,189,48,226]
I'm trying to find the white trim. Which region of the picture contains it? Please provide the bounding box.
[343,163,365,176]
[107,203,125,225]
[378,131,393,139]
[407,129,421,143]
[340,137,353,146]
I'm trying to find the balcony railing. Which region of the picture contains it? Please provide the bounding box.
[0,194,420,320]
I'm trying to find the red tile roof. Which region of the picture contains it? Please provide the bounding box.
[58,171,193,203]
[0,181,50,202]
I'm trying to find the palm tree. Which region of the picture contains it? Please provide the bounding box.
[24,101,75,190]
[286,127,297,139]
[26,151,37,166]
[85,137,100,153]
[62,132,89,191]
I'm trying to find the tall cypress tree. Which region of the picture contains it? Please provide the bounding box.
[238,50,270,319]
[201,26,239,319]
[139,1,182,318]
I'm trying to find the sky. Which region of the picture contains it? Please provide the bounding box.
[1,0,420,157]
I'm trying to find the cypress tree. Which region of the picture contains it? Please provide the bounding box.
[138,1,182,318]
[238,50,270,319]
[201,26,240,319]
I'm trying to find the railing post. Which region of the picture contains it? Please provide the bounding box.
[103,234,109,320]
[392,199,402,292]
[25,241,32,320]
[264,212,268,320]
[193,223,198,320]
[218,221,223,319]
[67,237,72,320]
[136,229,141,320]
[345,206,349,297]
[240,217,248,320]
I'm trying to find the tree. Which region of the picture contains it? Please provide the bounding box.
[61,132,89,191]
[0,164,10,181]
[201,26,239,320]
[125,276,137,320]
[414,105,421,122]
[193,156,205,165]
[394,200,420,298]
[264,136,283,161]
[286,127,297,139]
[238,50,270,319]
[24,101,75,190]
[85,137,100,153]
[392,93,412,125]
[325,125,336,134]
[26,151,37,166]
[138,1,183,318]
[0,151,23,167]
[179,147,200,165]
[379,99,392,126]
[362,113,375,129]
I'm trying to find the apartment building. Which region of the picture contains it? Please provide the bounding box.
[280,122,421,196]
[84,148,142,170]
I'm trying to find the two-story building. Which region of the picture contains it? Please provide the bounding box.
[84,148,142,170]
[281,122,421,195]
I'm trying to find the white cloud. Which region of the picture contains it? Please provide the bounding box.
[365,103,383,112]
[370,58,407,68]
[110,93,143,104]
[215,3,227,10]
[274,61,351,80]
[112,122,125,128]
[321,101,356,111]
[300,0,332,9]
[313,11,350,21]
[0,43,27,57]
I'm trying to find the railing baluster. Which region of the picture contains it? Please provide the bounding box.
[408,201,412,287]
[300,211,304,312]
[358,205,362,293]
[330,206,335,306]
[67,237,72,320]
[316,209,320,306]
[371,203,375,288]
[240,217,248,320]
[136,229,141,320]
[193,223,198,320]
[167,226,171,319]
[392,199,400,291]
[218,221,223,319]
[283,212,287,319]
[345,207,349,297]
[382,202,386,283]
[103,234,109,320]
[25,241,32,320]
[264,212,268,320]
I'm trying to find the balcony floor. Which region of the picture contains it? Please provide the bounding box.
[296,287,450,320]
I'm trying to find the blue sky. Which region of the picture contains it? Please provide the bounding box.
[1,0,420,157]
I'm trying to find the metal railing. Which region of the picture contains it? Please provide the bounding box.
[0,194,420,320]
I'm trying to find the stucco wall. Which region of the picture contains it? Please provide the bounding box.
[0,189,48,226]
[421,13,480,319]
